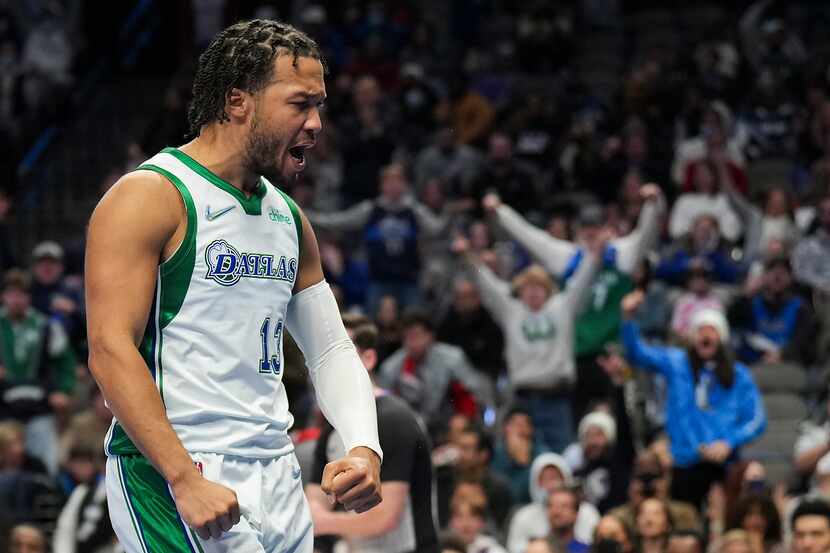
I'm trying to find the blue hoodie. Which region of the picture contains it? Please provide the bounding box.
[622,321,767,467]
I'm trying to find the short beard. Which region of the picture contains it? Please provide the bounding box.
[244,113,287,187]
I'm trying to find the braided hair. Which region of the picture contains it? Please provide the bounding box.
[186,19,325,137]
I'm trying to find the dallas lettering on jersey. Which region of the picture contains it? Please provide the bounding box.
[205,239,297,287]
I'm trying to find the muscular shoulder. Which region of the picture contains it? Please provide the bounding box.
[89,170,184,246]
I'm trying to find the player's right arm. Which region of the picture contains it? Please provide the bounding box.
[85,170,239,540]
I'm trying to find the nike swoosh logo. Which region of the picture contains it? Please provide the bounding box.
[205,205,235,221]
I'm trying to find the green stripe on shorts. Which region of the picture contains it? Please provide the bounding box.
[119,455,204,553]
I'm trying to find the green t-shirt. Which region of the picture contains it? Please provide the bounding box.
[0,308,76,392]
[575,268,633,357]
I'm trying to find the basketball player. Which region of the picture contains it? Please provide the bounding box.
[84,19,382,553]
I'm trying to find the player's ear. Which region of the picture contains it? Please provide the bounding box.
[225,87,251,122]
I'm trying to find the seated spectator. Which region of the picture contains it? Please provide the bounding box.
[792,194,830,359]
[59,386,112,475]
[0,422,63,532]
[468,133,538,216]
[449,498,507,553]
[437,277,506,383]
[621,292,767,510]
[377,310,492,432]
[29,241,84,341]
[610,450,702,533]
[724,494,784,553]
[795,196,830,268]
[455,231,605,453]
[670,259,725,340]
[439,424,513,533]
[0,269,76,474]
[670,159,742,243]
[794,395,830,481]
[657,215,742,285]
[548,487,591,553]
[9,524,47,553]
[563,411,629,513]
[592,514,636,553]
[52,447,118,553]
[667,530,705,553]
[791,499,830,553]
[0,420,47,475]
[413,125,483,192]
[729,255,816,365]
[672,101,748,192]
[491,406,546,505]
[636,498,674,553]
[507,453,600,553]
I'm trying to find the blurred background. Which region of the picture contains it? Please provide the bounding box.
[4,1,830,552]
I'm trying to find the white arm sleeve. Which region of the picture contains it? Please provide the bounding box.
[286,280,383,461]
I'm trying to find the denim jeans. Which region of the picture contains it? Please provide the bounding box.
[515,394,574,454]
[26,414,59,475]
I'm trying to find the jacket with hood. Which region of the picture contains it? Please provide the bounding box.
[622,321,767,467]
[506,453,600,553]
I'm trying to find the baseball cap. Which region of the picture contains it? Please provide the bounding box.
[32,241,64,261]
[578,204,605,227]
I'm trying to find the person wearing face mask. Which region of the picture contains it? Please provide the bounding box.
[592,515,636,553]
[621,291,767,511]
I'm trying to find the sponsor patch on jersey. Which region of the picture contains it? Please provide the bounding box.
[205,239,297,287]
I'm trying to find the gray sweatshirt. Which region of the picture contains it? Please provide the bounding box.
[493,197,665,278]
[472,251,600,391]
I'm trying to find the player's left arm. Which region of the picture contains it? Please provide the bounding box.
[287,209,383,513]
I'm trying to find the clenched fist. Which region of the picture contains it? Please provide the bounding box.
[321,446,382,513]
[171,472,241,540]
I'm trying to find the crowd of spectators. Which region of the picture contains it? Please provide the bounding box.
[5,1,830,553]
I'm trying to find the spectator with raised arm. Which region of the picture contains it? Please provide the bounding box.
[453,228,607,453]
[620,290,767,511]
[483,183,665,420]
[306,161,450,315]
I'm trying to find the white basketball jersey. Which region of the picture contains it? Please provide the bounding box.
[105,147,302,459]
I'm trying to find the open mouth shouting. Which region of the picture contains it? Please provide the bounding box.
[288,141,314,172]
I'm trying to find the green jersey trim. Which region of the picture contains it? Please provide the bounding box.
[119,455,205,553]
[135,163,198,330]
[274,187,303,258]
[162,147,266,215]
[108,164,198,457]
